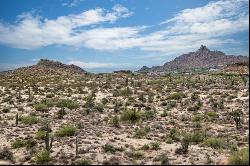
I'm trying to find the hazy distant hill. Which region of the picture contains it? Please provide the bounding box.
[138,45,249,73]
[1,59,87,75]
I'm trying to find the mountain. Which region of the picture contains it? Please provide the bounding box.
[1,59,87,75]
[138,45,249,73]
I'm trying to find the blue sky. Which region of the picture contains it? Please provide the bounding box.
[0,0,249,73]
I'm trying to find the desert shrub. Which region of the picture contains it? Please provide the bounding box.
[131,151,144,159]
[168,92,185,100]
[20,115,39,125]
[165,137,173,144]
[140,144,150,151]
[57,109,67,119]
[55,125,77,137]
[150,142,160,150]
[34,103,48,112]
[120,109,141,123]
[35,130,46,140]
[192,114,203,122]
[102,143,116,154]
[35,150,52,164]
[0,147,13,160]
[11,139,26,149]
[207,111,217,121]
[169,128,180,141]
[110,116,120,128]
[25,139,37,149]
[133,127,150,139]
[187,104,200,112]
[94,103,104,113]
[203,137,226,149]
[228,148,249,165]
[72,158,91,165]
[189,130,206,144]
[142,110,155,120]
[57,99,79,110]
[154,154,170,165]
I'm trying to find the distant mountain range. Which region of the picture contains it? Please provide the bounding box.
[138,45,249,73]
[1,59,87,75]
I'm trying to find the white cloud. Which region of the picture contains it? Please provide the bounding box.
[62,0,84,8]
[0,4,134,49]
[0,0,248,55]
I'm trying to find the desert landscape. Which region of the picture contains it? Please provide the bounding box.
[0,0,249,165]
[0,55,249,165]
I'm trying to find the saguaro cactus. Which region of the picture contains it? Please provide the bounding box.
[45,129,53,151]
[75,135,78,157]
[15,113,18,126]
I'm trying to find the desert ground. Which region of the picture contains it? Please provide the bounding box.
[0,71,249,165]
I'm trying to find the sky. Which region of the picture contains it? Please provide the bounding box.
[0,0,249,73]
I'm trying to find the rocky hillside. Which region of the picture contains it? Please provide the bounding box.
[2,59,87,75]
[138,45,249,73]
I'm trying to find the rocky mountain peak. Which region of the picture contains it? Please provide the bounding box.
[196,45,210,54]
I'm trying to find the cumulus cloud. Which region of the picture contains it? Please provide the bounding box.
[0,0,248,55]
[0,4,134,49]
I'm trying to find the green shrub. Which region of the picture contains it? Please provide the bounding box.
[140,144,150,151]
[25,139,37,149]
[102,143,116,154]
[169,128,180,141]
[133,127,150,139]
[72,158,91,165]
[35,130,46,140]
[228,148,249,165]
[189,130,206,144]
[57,109,67,119]
[150,142,160,150]
[187,104,201,112]
[203,137,226,149]
[207,111,217,120]
[110,116,120,128]
[34,103,48,112]
[154,154,170,165]
[55,125,77,137]
[11,139,26,149]
[35,150,52,164]
[120,109,141,123]
[168,92,185,100]
[142,110,155,120]
[20,115,39,125]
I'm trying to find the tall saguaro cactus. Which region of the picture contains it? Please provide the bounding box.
[45,124,53,151]
[15,113,18,126]
[75,135,79,157]
[45,131,53,151]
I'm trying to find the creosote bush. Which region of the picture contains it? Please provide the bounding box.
[55,125,77,137]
